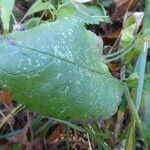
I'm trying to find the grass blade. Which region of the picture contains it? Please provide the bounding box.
[135,0,150,111]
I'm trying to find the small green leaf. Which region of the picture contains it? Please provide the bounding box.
[58,1,110,24]
[73,2,110,24]
[23,17,45,29]
[27,0,55,16]
[0,0,15,31]
[124,72,139,88]
[121,18,141,65]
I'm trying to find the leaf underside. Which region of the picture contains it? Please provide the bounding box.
[0,6,122,122]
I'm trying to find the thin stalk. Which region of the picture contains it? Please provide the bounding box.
[0,104,23,129]
[66,126,70,150]
[104,41,135,59]
[33,119,54,138]
[87,133,92,150]
[103,46,133,63]
[104,22,150,62]
[48,117,84,132]
[124,83,148,149]
[125,119,136,150]
[0,129,21,140]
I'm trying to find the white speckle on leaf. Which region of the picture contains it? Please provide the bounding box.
[56,73,62,80]
[76,81,81,85]
[37,37,40,41]
[64,86,69,94]
[26,75,30,79]
[34,73,40,77]
[18,59,23,68]
[16,70,20,73]
[23,67,28,71]
[54,50,64,58]
[41,56,47,60]
[28,58,32,65]
[9,50,18,56]
[37,63,40,67]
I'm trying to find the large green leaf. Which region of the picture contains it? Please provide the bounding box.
[0,6,122,122]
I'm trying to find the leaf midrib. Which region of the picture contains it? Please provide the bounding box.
[3,42,108,77]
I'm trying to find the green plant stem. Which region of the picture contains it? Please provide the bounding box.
[103,23,150,61]
[125,119,135,150]
[135,0,150,111]
[33,119,54,138]
[124,83,148,149]
[66,126,70,150]
[104,40,135,59]
[103,46,133,63]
